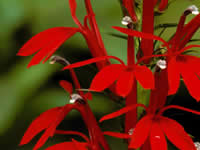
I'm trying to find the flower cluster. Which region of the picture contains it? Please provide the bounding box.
[17,0,200,150]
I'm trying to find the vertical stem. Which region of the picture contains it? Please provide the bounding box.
[140,0,154,61]
[84,0,108,57]
[125,81,137,133]
[79,103,110,150]
[127,36,135,66]
[148,69,168,113]
[125,36,137,136]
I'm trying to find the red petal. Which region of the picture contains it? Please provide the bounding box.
[178,58,200,101]
[46,140,88,150]
[99,104,147,123]
[179,14,200,49]
[168,57,180,95]
[160,116,196,150]
[90,64,124,92]
[33,105,74,150]
[112,27,169,49]
[17,27,79,68]
[46,142,76,150]
[59,80,73,95]
[103,131,131,139]
[20,107,62,146]
[129,115,152,149]
[150,122,167,150]
[134,65,154,89]
[116,70,134,97]
[183,55,200,76]
[63,56,125,70]
[158,0,168,11]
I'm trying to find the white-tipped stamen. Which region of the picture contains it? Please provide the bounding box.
[49,56,56,64]
[156,59,167,70]
[121,16,133,26]
[128,128,134,135]
[194,142,200,150]
[69,94,83,104]
[187,5,199,15]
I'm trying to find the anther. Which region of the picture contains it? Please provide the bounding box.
[194,142,200,150]
[128,128,134,135]
[50,55,70,66]
[185,5,199,15]
[156,59,167,70]
[121,16,133,26]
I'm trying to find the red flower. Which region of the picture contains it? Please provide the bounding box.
[17,0,109,69]
[63,56,154,97]
[112,10,200,101]
[19,80,108,150]
[100,104,200,150]
[19,104,75,150]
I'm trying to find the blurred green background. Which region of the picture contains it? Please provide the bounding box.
[0,0,200,149]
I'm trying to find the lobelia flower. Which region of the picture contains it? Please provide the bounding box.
[17,0,109,69]
[63,55,155,97]
[19,80,109,150]
[112,5,200,101]
[99,103,200,150]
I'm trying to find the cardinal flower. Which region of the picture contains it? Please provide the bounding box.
[63,55,154,97]
[17,0,109,69]
[99,104,200,150]
[112,5,200,101]
[19,80,109,150]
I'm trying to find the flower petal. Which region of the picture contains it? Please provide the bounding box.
[46,142,76,150]
[90,64,124,92]
[103,131,131,139]
[160,116,196,150]
[150,122,167,150]
[20,107,62,146]
[178,58,200,101]
[46,140,88,150]
[112,26,169,49]
[116,70,134,97]
[33,105,74,150]
[17,27,79,68]
[158,0,168,11]
[59,80,73,95]
[129,115,153,149]
[99,104,147,123]
[134,65,155,89]
[63,56,125,70]
[168,57,180,95]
